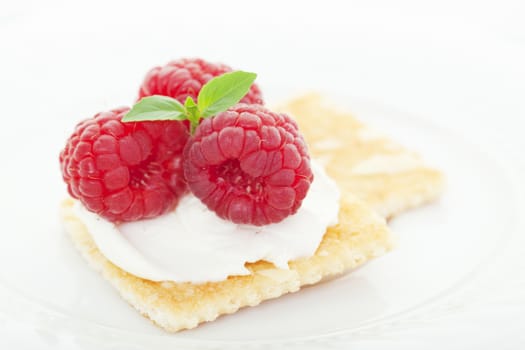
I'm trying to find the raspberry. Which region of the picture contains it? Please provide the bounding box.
[183,104,313,226]
[138,58,264,105]
[60,107,189,222]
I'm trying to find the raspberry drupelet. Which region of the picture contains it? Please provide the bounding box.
[138,58,264,105]
[183,104,313,226]
[60,107,189,222]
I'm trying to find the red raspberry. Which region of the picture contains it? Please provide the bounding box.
[60,107,189,222]
[183,104,313,226]
[138,58,264,105]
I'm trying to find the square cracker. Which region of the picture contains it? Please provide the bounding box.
[61,193,392,332]
[276,93,444,218]
[60,94,443,332]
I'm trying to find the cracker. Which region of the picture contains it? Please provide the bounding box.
[276,93,444,218]
[60,93,444,332]
[61,194,392,332]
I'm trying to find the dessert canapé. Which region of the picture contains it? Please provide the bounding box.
[59,58,441,331]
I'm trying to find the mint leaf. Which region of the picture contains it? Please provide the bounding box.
[122,70,258,135]
[184,96,199,123]
[184,96,197,108]
[184,96,200,133]
[122,95,187,122]
[197,71,257,118]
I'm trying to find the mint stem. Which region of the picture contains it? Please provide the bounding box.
[189,121,198,134]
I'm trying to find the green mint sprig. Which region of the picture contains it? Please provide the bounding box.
[122,71,257,133]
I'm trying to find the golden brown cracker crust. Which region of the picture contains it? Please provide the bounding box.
[61,193,392,332]
[60,93,444,332]
[276,93,444,218]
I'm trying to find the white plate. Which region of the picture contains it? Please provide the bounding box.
[1,2,525,349]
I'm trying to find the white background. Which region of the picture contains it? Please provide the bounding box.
[1,0,524,168]
[0,0,524,349]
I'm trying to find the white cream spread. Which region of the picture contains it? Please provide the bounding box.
[351,153,423,175]
[72,160,340,283]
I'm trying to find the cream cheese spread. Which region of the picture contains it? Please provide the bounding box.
[72,160,340,283]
